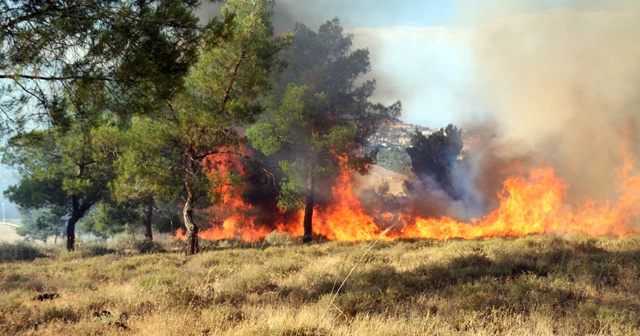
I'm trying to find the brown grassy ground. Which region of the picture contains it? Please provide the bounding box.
[1,233,640,335]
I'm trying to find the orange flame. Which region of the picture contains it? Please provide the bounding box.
[400,133,640,239]
[174,136,640,243]
[186,148,272,242]
[400,168,566,239]
[309,171,384,241]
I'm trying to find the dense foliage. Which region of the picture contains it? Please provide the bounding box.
[114,0,287,254]
[2,3,401,253]
[2,81,120,250]
[0,0,205,133]
[376,147,411,175]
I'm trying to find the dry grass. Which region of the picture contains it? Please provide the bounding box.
[2,234,640,335]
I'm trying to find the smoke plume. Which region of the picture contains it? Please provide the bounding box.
[353,6,640,220]
[470,8,640,203]
[198,2,640,221]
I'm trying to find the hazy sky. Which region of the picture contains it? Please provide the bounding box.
[0,166,19,219]
[272,0,640,128]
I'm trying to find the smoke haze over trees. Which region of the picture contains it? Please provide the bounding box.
[247,18,400,243]
[406,124,463,200]
[402,124,484,221]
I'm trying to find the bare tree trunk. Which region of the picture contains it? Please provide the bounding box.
[143,196,154,240]
[66,218,76,251]
[183,187,199,255]
[302,176,315,243]
[65,194,93,251]
[66,195,81,251]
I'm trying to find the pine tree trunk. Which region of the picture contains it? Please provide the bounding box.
[183,189,199,255]
[66,195,81,251]
[144,196,154,240]
[302,176,315,243]
[66,215,82,251]
[66,194,94,251]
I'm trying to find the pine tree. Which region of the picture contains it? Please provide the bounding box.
[247,19,401,242]
[116,0,287,255]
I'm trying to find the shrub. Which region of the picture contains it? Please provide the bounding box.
[42,305,79,323]
[0,242,47,262]
[77,241,116,257]
[107,234,165,254]
[1,273,44,292]
[264,231,294,246]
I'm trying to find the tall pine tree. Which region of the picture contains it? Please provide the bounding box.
[247,19,401,242]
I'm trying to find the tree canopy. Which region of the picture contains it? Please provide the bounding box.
[2,80,120,250]
[0,4,409,251]
[0,0,205,133]
[15,207,66,243]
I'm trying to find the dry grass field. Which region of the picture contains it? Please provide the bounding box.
[2,233,640,335]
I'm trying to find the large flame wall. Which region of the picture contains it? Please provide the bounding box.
[174,138,640,242]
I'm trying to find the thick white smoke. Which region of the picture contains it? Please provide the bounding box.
[470,8,640,202]
[352,6,640,218]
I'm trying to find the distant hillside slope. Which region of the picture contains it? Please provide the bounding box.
[0,223,21,242]
[369,122,489,175]
[353,164,409,196]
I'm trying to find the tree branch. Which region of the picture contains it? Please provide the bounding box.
[0,74,113,81]
[218,49,246,114]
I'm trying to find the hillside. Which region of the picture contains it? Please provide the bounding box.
[368,122,487,176]
[353,164,409,196]
[2,234,640,335]
[0,223,21,243]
